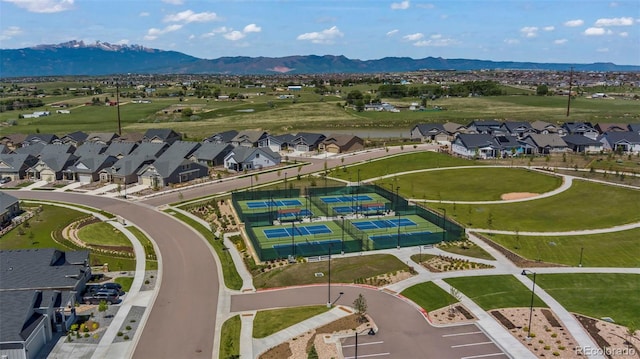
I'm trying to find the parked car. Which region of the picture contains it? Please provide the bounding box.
[0,177,11,184]
[100,282,124,295]
[82,291,119,305]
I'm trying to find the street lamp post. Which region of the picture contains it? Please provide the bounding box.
[354,328,376,359]
[578,247,584,267]
[438,207,447,242]
[396,186,401,249]
[340,216,345,254]
[291,221,296,258]
[327,243,332,308]
[521,269,537,339]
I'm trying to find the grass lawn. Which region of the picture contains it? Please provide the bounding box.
[436,240,495,260]
[401,281,459,312]
[0,205,85,249]
[253,305,330,338]
[535,273,640,327]
[484,229,640,268]
[167,211,243,290]
[377,167,562,201]
[444,275,547,310]
[77,222,132,247]
[90,255,136,271]
[434,179,640,231]
[219,315,241,359]
[330,151,479,182]
[114,277,134,292]
[126,226,158,270]
[253,254,410,289]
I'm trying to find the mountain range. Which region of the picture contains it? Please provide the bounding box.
[2,40,639,77]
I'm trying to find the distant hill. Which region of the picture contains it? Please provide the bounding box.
[2,40,639,77]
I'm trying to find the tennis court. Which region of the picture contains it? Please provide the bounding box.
[352,218,417,230]
[246,199,303,209]
[273,239,342,257]
[320,195,373,204]
[263,224,333,239]
[277,209,312,219]
[332,203,386,214]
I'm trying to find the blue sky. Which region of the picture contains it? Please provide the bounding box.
[1,0,639,65]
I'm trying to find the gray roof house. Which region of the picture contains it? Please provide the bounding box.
[159,140,201,160]
[465,120,502,134]
[629,123,640,135]
[73,142,107,158]
[142,128,181,145]
[204,130,238,144]
[60,131,88,146]
[451,133,502,159]
[231,130,269,148]
[26,152,78,182]
[103,141,138,159]
[410,124,449,143]
[23,134,59,147]
[65,154,118,183]
[292,132,326,152]
[265,133,296,153]
[138,146,208,188]
[224,147,281,172]
[598,132,640,154]
[85,132,120,145]
[0,249,91,359]
[0,154,38,180]
[561,122,599,140]
[101,143,168,185]
[562,134,603,154]
[499,121,535,138]
[14,142,45,157]
[190,143,233,167]
[521,134,568,154]
[0,191,21,228]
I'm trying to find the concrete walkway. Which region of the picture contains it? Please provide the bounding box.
[19,180,48,190]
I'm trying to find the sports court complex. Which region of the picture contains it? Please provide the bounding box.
[232,185,464,261]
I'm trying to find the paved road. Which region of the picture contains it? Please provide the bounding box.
[12,191,220,359]
[231,285,506,358]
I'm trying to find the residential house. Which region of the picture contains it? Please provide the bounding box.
[499,122,536,139]
[60,131,88,146]
[204,130,238,144]
[138,156,208,188]
[451,134,501,159]
[65,154,118,183]
[0,134,27,151]
[26,152,78,182]
[594,123,629,134]
[493,135,524,157]
[319,134,364,153]
[14,142,45,157]
[292,132,326,152]
[0,145,9,154]
[442,122,467,136]
[0,154,39,180]
[530,120,565,136]
[465,120,502,135]
[265,134,296,153]
[103,142,138,159]
[410,124,449,143]
[628,124,640,135]
[561,122,599,140]
[85,132,120,145]
[598,132,640,153]
[562,134,603,154]
[0,249,91,359]
[100,142,168,185]
[22,134,59,147]
[521,134,568,155]
[0,191,21,227]
[231,130,269,148]
[73,142,107,158]
[224,147,281,171]
[157,141,201,160]
[190,143,233,167]
[116,132,145,143]
[142,128,182,145]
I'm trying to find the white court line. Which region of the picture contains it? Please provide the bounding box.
[461,353,507,359]
[342,341,384,348]
[451,341,493,348]
[442,331,483,337]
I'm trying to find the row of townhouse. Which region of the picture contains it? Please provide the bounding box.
[412,120,640,158]
[0,129,364,188]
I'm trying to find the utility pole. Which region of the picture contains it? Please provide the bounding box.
[116,81,122,135]
[566,67,573,117]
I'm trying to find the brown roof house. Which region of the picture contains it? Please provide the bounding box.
[319,134,364,153]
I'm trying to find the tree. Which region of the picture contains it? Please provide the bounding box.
[449,287,462,317]
[536,84,549,96]
[98,300,108,317]
[353,294,368,322]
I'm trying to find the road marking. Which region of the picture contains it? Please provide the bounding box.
[451,341,493,348]
[342,341,384,348]
[442,331,483,337]
[344,353,390,359]
[460,353,507,359]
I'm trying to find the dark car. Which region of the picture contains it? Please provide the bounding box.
[100,282,124,295]
[83,291,119,305]
[0,177,11,184]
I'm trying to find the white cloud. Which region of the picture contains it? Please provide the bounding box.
[402,33,424,41]
[520,26,538,38]
[243,24,261,33]
[188,34,195,40]
[554,38,568,45]
[0,26,22,40]
[619,31,628,37]
[161,0,183,4]
[386,29,399,37]
[3,0,74,13]
[543,26,555,31]
[139,12,149,17]
[504,38,520,45]
[594,17,633,27]
[296,26,344,44]
[164,10,219,23]
[584,27,612,36]
[390,0,410,10]
[597,47,609,52]
[224,31,245,41]
[414,37,456,47]
[564,19,584,27]
[144,24,182,40]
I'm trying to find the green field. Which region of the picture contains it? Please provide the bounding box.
[77,222,132,247]
[444,275,547,310]
[535,273,640,327]
[219,315,241,359]
[253,305,330,338]
[377,167,562,201]
[401,281,459,312]
[435,179,640,231]
[485,229,640,267]
[0,205,84,249]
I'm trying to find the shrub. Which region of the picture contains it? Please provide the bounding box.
[126,325,132,330]
[84,333,90,338]
[117,332,123,337]
[124,335,129,340]
[553,352,560,356]
[544,345,551,350]
[551,333,557,338]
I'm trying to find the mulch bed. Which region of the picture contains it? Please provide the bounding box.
[456,306,475,320]
[574,314,611,357]
[472,232,565,268]
[541,308,562,328]
[491,310,516,330]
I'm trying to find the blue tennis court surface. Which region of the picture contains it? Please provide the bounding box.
[273,239,342,257]
[352,218,417,231]
[369,231,432,241]
[246,199,303,209]
[278,209,312,219]
[333,204,385,214]
[320,195,373,204]
[263,224,332,239]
